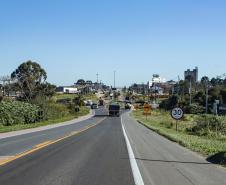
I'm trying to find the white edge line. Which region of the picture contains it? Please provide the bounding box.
[121,117,145,185]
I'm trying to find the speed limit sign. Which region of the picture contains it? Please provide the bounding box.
[171,107,183,120]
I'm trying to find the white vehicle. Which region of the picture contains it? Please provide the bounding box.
[85,100,93,106]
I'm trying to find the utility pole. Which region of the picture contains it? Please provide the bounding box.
[205,79,209,114]
[96,73,99,90]
[114,71,116,88]
[96,73,99,83]
[154,82,157,103]
[189,78,192,105]
[177,75,180,95]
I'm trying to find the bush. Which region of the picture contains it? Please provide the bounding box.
[185,103,205,114]
[0,101,40,126]
[56,98,72,105]
[187,114,226,136]
[73,95,85,106]
[159,95,179,110]
[45,103,70,120]
[31,95,70,121]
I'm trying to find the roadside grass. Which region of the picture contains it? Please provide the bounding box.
[0,106,90,133]
[132,109,226,165]
[53,93,98,102]
[54,94,76,100]
[84,93,99,102]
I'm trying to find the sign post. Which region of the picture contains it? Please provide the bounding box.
[143,103,151,120]
[171,107,183,131]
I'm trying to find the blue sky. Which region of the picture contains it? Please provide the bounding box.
[0,0,225,87]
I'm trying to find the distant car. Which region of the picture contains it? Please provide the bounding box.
[125,100,132,104]
[91,103,98,109]
[99,99,104,106]
[125,96,130,101]
[109,103,120,117]
[85,100,93,106]
[125,103,131,110]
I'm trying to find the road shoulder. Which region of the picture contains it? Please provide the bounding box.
[122,112,226,185]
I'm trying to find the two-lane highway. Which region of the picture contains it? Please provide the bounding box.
[0,108,226,185]
[0,107,107,157]
[0,109,134,185]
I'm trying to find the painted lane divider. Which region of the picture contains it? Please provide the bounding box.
[121,117,145,185]
[35,141,52,148]
[0,117,106,166]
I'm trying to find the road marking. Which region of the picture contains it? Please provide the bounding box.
[121,117,145,185]
[35,141,52,148]
[0,117,106,166]
[0,156,13,164]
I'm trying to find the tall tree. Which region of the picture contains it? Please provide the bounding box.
[76,79,85,85]
[11,61,47,101]
[201,76,209,84]
[36,83,56,98]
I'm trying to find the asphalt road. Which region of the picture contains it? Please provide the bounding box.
[0,111,134,185]
[0,107,107,157]
[122,112,226,185]
[0,107,226,185]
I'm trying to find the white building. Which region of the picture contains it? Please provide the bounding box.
[56,86,79,94]
[148,74,166,88]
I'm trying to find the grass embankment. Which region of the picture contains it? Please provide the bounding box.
[0,106,90,133]
[132,109,226,165]
[54,93,98,102]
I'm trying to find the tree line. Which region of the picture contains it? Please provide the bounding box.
[160,75,226,114]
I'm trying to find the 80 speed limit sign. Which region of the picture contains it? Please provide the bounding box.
[171,107,183,120]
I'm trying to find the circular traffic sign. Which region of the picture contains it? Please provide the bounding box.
[171,107,183,120]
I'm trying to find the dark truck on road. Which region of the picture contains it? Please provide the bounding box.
[99,98,104,106]
[109,103,120,117]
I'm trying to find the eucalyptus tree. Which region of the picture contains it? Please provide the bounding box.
[11,61,47,101]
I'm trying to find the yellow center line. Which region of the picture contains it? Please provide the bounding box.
[35,141,52,148]
[0,117,106,166]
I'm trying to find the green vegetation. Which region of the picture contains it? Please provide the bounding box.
[54,94,76,100]
[159,75,226,114]
[53,93,98,102]
[132,109,226,165]
[0,106,89,133]
[0,101,40,126]
[0,61,92,133]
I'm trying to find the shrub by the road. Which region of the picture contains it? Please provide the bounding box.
[0,101,40,126]
[45,103,70,120]
[185,103,205,114]
[159,95,179,110]
[188,114,226,136]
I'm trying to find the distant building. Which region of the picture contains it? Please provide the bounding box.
[56,86,78,94]
[184,67,198,82]
[129,83,148,94]
[150,86,164,95]
[148,74,166,88]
